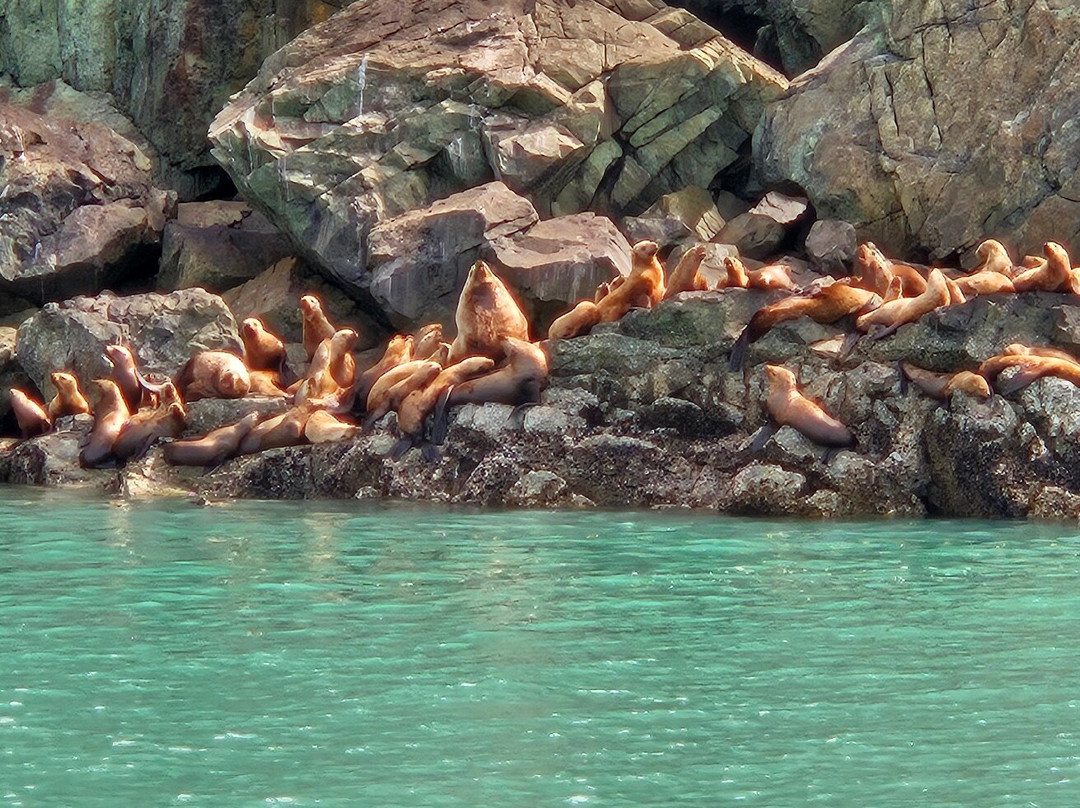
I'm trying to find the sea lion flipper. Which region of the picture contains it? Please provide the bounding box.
[388,437,414,460]
[430,386,454,446]
[729,328,750,372]
[897,361,909,395]
[995,368,1041,396]
[838,331,861,359]
[420,443,442,464]
[748,424,775,454]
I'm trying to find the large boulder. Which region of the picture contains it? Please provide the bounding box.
[208,0,786,314]
[0,82,174,305]
[15,289,241,399]
[757,1,1080,261]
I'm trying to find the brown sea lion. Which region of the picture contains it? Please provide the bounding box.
[978,352,1080,395]
[105,345,153,411]
[855,268,950,337]
[720,256,798,292]
[762,364,854,449]
[1003,343,1079,362]
[1012,242,1072,293]
[363,359,443,429]
[237,407,311,455]
[304,410,358,444]
[665,244,709,297]
[973,239,1016,277]
[953,270,1015,297]
[729,281,882,371]
[412,323,445,360]
[397,356,496,441]
[355,334,414,412]
[300,294,336,361]
[548,300,601,340]
[444,337,549,408]
[175,351,251,402]
[899,362,992,400]
[855,242,929,296]
[163,412,261,467]
[295,328,359,406]
[241,317,288,374]
[10,389,52,439]
[248,370,289,398]
[48,372,92,418]
[112,401,187,462]
[80,379,131,468]
[449,260,530,361]
[595,241,666,323]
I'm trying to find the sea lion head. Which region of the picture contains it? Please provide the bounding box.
[950,371,992,400]
[241,317,265,339]
[219,369,250,398]
[300,295,323,316]
[91,378,123,405]
[763,364,796,391]
[631,240,659,260]
[157,381,182,409]
[51,371,77,394]
[1044,241,1070,266]
[332,328,359,351]
[104,344,134,369]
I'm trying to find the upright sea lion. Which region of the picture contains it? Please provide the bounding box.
[973,239,1016,277]
[10,389,52,439]
[449,260,530,361]
[105,345,154,410]
[899,361,992,401]
[300,294,336,361]
[111,401,186,462]
[241,317,288,374]
[1012,242,1071,293]
[854,267,950,337]
[354,334,414,412]
[412,323,445,360]
[729,282,882,371]
[80,379,130,468]
[164,412,260,467]
[665,244,709,297]
[595,241,666,322]
[363,359,443,429]
[548,300,601,340]
[855,242,928,296]
[761,364,854,449]
[294,328,359,406]
[48,372,92,417]
[237,407,311,455]
[174,351,251,402]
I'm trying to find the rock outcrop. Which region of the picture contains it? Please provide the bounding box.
[757,0,1080,262]
[208,0,785,317]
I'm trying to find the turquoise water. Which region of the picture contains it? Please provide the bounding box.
[2,493,1080,807]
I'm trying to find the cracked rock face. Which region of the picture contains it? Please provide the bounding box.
[208,0,785,320]
[757,0,1080,261]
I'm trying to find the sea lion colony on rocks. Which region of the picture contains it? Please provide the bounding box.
[5,236,1080,482]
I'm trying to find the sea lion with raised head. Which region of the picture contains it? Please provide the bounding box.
[10,389,52,439]
[412,323,445,361]
[665,244,709,297]
[972,239,1016,277]
[595,241,666,323]
[294,328,359,407]
[47,372,92,418]
[760,364,854,450]
[855,242,929,296]
[242,317,289,374]
[1012,242,1072,293]
[855,267,950,338]
[354,334,414,412]
[720,256,797,292]
[300,294,336,361]
[729,281,882,371]
[105,344,161,410]
[174,351,251,402]
[79,379,131,468]
[164,412,260,467]
[449,260,530,361]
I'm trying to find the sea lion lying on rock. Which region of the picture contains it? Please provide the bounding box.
[175,351,251,402]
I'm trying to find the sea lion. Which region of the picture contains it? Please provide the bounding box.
[300,294,336,361]
[175,351,251,402]
[855,242,928,296]
[79,379,131,468]
[973,239,1016,277]
[720,256,798,292]
[729,281,882,371]
[665,244,709,297]
[354,334,414,412]
[47,372,92,418]
[595,241,666,323]
[105,345,156,410]
[111,401,186,462]
[978,352,1080,395]
[303,410,357,443]
[1003,343,1079,362]
[363,359,443,429]
[294,328,359,406]
[412,323,445,360]
[953,270,1015,297]
[241,317,288,374]
[761,364,854,449]
[164,412,260,467]
[444,337,549,408]
[548,300,601,340]
[396,356,496,443]
[855,267,950,337]
[237,407,311,455]
[1012,242,1071,293]
[899,362,992,400]
[449,260,530,361]
[10,389,52,439]
[248,370,289,398]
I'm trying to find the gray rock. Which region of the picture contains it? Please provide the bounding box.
[726,463,806,514]
[805,219,857,276]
